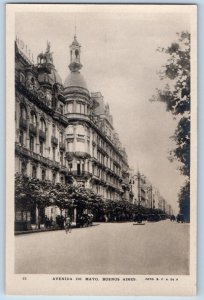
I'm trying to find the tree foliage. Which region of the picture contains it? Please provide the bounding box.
[15,174,168,224]
[15,174,104,219]
[15,173,52,209]
[178,181,190,223]
[151,31,191,220]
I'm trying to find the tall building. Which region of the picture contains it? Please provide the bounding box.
[15,35,131,225]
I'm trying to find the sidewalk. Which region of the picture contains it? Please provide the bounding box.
[15,227,65,235]
[15,222,100,235]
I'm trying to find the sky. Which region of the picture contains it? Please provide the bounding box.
[15,5,192,213]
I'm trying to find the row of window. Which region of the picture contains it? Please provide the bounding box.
[21,162,64,184]
[20,104,46,131]
[66,102,87,114]
[92,165,120,186]
[20,103,65,141]
[92,184,120,199]
[95,133,122,165]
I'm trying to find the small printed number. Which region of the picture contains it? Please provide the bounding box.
[22,277,27,280]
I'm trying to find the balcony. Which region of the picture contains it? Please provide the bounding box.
[39,155,51,166]
[60,165,69,174]
[65,151,90,159]
[59,142,66,151]
[19,117,27,130]
[29,123,37,136]
[39,129,46,140]
[91,157,98,164]
[51,136,58,146]
[52,161,60,169]
[65,113,90,122]
[91,175,101,183]
[15,143,60,170]
[70,170,92,179]
[53,111,68,126]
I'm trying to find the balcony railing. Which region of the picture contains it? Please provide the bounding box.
[29,123,37,136]
[51,136,58,146]
[15,143,60,170]
[69,170,92,178]
[39,129,46,140]
[52,161,60,169]
[19,117,27,130]
[59,142,66,151]
[65,151,90,159]
[60,166,69,174]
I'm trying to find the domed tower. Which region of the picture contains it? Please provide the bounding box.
[64,35,92,188]
[64,35,90,104]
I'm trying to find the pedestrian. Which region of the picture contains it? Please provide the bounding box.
[64,216,72,234]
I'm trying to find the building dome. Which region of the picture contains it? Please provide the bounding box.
[64,71,88,90]
[38,67,62,86]
[37,42,63,86]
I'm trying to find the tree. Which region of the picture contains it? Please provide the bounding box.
[178,181,190,223]
[49,183,73,216]
[151,31,190,221]
[15,173,52,229]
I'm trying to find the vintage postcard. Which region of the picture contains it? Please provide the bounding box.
[6,4,197,296]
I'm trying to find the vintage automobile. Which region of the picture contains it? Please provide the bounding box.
[147,214,161,222]
[76,213,93,228]
[176,214,185,223]
[133,213,144,223]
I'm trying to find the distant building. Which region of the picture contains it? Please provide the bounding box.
[15,35,131,225]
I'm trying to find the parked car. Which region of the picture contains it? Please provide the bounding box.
[76,213,93,228]
[133,213,143,223]
[176,214,185,223]
[147,214,161,222]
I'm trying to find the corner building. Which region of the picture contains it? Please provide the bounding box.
[15,35,131,224]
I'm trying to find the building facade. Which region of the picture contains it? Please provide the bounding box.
[15,36,131,225]
[130,171,172,214]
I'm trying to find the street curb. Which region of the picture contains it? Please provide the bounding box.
[14,223,101,235]
[15,228,64,235]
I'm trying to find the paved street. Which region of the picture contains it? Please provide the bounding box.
[15,220,189,275]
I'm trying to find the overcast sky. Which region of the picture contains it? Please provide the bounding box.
[15,5,192,213]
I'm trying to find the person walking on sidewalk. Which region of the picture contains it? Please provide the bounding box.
[64,216,72,234]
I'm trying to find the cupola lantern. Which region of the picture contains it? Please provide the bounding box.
[69,35,82,72]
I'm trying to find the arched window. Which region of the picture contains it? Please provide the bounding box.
[20,103,27,119]
[40,118,46,131]
[30,111,37,126]
[30,136,34,151]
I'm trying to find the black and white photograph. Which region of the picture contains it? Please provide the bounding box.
[6,4,197,296]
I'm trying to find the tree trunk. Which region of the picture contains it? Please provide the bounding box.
[36,204,41,229]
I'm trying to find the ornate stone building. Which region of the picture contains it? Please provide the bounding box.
[15,35,132,224]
